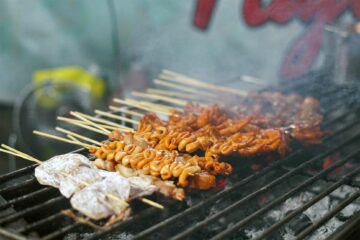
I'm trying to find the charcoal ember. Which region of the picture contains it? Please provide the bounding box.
[285,212,312,236]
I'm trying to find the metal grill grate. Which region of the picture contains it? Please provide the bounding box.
[1,76,360,240]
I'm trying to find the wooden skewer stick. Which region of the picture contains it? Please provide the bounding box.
[113,98,170,115]
[132,91,188,107]
[126,98,174,111]
[139,197,164,209]
[33,130,95,149]
[59,116,133,138]
[94,110,139,125]
[70,112,110,134]
[147,88,202,101]
[1,144,42,164]
[0,148,39,164]
[153,79,216,98]
[67,135,84,144]
[127,98,181,113]
[69,111,134,131]
[57,117,117,131]
[0,148,24,158]
[56,127,102,146]
[108,105,144,118]
[160,69,247,96]
[57,117,111,135]
[73,111,132,130]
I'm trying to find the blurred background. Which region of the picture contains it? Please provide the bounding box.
[0,0,360,174]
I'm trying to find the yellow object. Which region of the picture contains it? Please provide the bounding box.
[33,66,105,108]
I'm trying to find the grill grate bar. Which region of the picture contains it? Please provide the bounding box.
[322,106,360,128]
[327,212,360,240]
[0,227,27,240]
[16,212,64,234]
[85,207,159,240]
[252,166,360,240]
[0,165,37,184]
[0,196,65,225]
[322,119,360,142]
[42,222,82,240]
[0,177,38,196]
[0,187,53,210]
[169,133,360,240]
[295,190,360,240]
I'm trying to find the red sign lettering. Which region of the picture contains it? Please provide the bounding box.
[194,0,360,81]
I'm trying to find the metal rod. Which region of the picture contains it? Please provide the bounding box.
[42,222,82,240]
[0,165,36,184]
[16,212,64,234]
[0,196,65,225]
[0,187,53,210]
[0,178,38,196]
[85,208,159,240]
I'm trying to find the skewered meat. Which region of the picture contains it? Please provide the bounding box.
[90,139,230,188]
[115,164,185,200]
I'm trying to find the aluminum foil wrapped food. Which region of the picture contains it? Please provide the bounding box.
[35,154,92,190]
[70,173,131,220]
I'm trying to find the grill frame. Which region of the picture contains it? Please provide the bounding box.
[1,74,360,240]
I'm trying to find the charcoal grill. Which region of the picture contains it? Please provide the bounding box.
[1,73,360,240]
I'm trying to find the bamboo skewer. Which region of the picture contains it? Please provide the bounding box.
[153,79,216,98]
[108,105,144,118]
[147,88,203,101]
[113,98,171,115]
[56,127,102,146]
[67,135,84,144]
[139,198,164,209]
[0,146,163,209]
[94,110,139,126]
[126,98,174,112]
[70,112,110,134]
[1,144,42,164]
[57,117,117,131]
[132,91,188,107]
[57,117,111,135]
[160,69,247,96]
[33,130,95,149]
[0,148,36,163]
[72,111,133,130]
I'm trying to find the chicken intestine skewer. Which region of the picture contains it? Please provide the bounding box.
[89,140,222,189]
[110,114,287,158]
